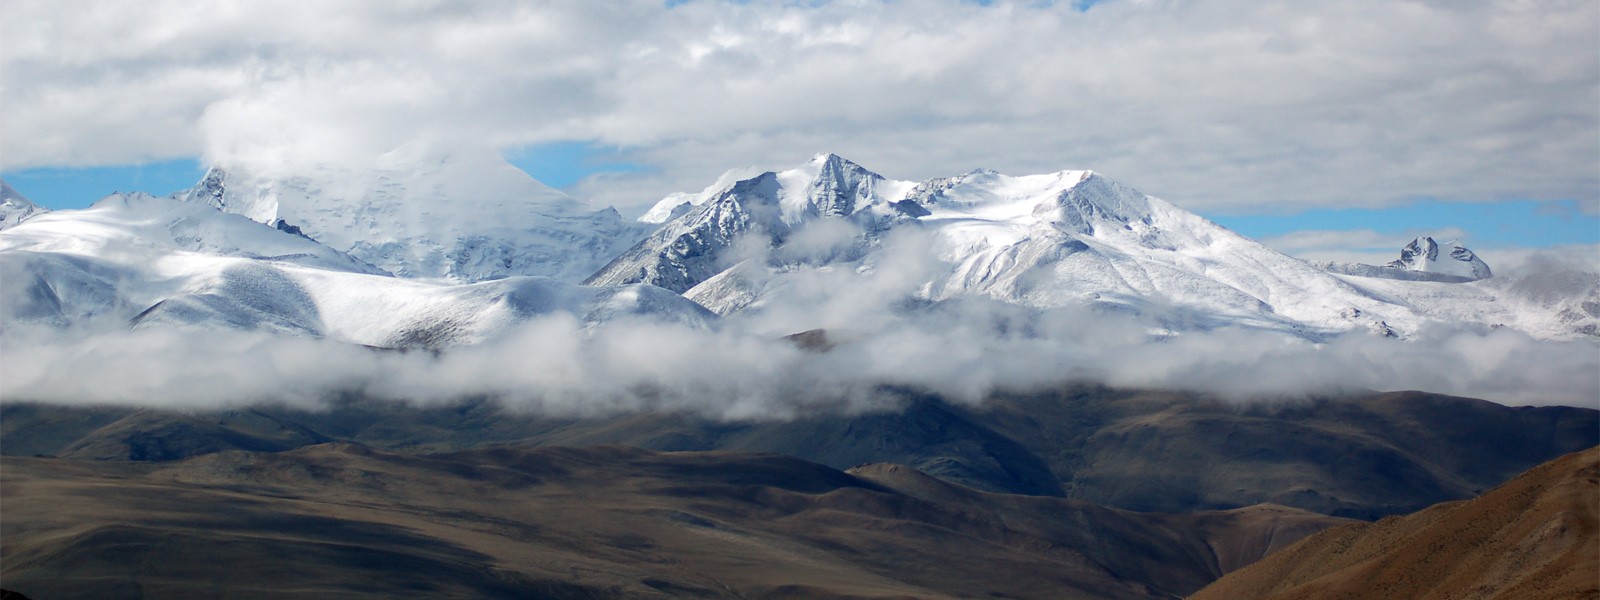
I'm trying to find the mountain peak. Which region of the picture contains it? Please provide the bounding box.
[1,179,24,202]
[1036,169,1153,235]
[798,152,885,219]
[1388,236,1492,280]
[0,179,48,230]
[178,166,229,210]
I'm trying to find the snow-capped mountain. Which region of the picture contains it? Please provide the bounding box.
[3,153,1592,346]
[0,193,712,346]
[594,154,1412,337]
[602,154,1593,340]
[587,154,912,293]
[1313,237,1493,283]
[638,166,768,224]
[1,181,47,231]
[175,147,652,283]
[1388,236,1492,280]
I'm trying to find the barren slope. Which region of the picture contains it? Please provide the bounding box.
[1192,446,1600,600]
[1,444,1348,600]
[5,388,1594,520]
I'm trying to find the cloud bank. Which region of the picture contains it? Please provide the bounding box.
[6,295,1595,416]
[3,0,1595,215]
[6,236,1597,416]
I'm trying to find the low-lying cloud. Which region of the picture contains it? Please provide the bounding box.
[6,237,1597,416]
[5,297,1596,416]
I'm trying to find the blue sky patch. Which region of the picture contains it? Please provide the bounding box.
[1202,199,1599,248]
[502,141,647,189]
[3,159,207,210]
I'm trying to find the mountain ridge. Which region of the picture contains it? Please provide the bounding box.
[0,190,712,345]
[600,154,1594,341]
[3,154,1597,345]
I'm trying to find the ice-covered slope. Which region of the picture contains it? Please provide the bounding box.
[0,194,713,346]
[0,192,384,275]
[587,154,914,293]
[176,148,652,283]
[911,169,1407,335]
[639,166,767,224]
[1327,266,1599,340]
[7,154,1588,346]
[1,180,47,231]
[601,154,1594,340]
[598,155,1414,338]
[1308,240,1596,338]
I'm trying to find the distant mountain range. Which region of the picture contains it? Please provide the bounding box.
[2,153,1596,600]
[3,153,1596,343]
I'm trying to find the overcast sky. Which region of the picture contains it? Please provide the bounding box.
[2,0,1596,262]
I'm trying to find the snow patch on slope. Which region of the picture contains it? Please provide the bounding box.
[640,165,767,224]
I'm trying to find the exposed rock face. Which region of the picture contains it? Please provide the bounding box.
[1387,236,1492,280]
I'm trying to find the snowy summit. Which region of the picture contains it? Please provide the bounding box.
[1,153,1594,346]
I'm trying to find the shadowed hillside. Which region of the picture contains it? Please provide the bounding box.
[1,444,1349,600]
[6,386,1593,519]
[1193,446,1600,600]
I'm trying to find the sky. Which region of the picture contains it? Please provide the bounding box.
[2,0,1596,266]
